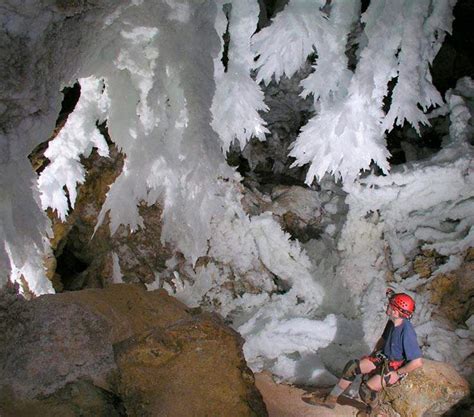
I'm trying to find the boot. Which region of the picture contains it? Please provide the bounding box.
[303,393,338,409]
[356,405,371,417]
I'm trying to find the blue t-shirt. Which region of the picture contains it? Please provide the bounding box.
[381,319,422,361]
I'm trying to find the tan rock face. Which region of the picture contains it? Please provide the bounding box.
[114,313,267,417]
[0,284,266,417]
[380,359,470,417]
[55,284,190,343]
[424,248,474,324]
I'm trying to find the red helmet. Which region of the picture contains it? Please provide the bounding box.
[388,292,415,319]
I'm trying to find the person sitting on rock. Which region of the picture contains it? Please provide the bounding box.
[307,289,423,412]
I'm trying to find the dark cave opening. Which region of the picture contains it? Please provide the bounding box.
[386,116,448,166]
[57,82,81,126]
[55,244,90,292]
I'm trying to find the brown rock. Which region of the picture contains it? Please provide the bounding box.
[425,249,474,324]
[0,380,124,417]
[380,359,470,416]
[465,247,474,262]
[413,255,436,279]
[114,313,267,417]
[54,284,190,343]
[0,284,189,398]
[0,284,266,417]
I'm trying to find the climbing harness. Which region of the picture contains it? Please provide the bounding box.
[356,350,407,417]
[366,351,404,373]
[367,351,405,390]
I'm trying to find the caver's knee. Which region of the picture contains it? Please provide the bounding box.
[341,359,361,381]
[359,381,379,405]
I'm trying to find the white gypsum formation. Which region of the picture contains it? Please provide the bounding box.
[2,0,472,383]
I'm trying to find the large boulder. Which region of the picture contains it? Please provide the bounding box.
[380,359,470,417]
[0,284,267,417]
[114,313,267,417]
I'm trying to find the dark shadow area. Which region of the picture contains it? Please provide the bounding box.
[221,4,231,72]
[56,82,81,127]
[0,379,127,417]
[442,391,474,417]
[432,0,474,96]
[55,242,90,291]
[304,314,371,388]
[386,116,448,165]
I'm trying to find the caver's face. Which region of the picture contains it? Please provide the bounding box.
[386,303,401,321]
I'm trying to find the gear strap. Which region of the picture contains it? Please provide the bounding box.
[365,352,405,393]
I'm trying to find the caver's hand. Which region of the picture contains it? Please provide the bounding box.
[383,370,400,386]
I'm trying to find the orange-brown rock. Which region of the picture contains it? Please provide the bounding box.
[0,284,266,417]
[425,248,474,324]
[413,254,436,279]
[380,359,470,416]
[114,313,266,417]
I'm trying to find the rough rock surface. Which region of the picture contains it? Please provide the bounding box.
[425,248,474,325]
[0,380,125,417]
[380,359,470,417]
[0,284,266,417]
[115,314,266,417]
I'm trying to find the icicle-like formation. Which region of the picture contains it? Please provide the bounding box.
[254,0,456,183]
[1,158,55,295]
[289,0,400,183]
[0,0,117,293]
[382,0,456,133]
[211,0,269,152]
[30,1,239,263]
[38,77,110,220]
[299,0,360,105]
[252,0,331,84]
[92,1,237,262]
